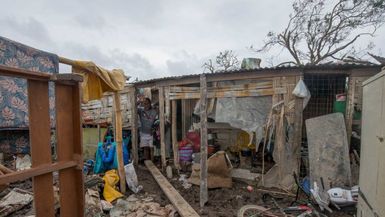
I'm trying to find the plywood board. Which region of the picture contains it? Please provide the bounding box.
[306,113,352,190]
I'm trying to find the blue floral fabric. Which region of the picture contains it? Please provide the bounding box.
[0,36,59,155]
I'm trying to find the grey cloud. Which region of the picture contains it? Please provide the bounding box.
[0,17,53,46]
[166,50,207,76]
[73,15,107,30]
[60,42,162,80]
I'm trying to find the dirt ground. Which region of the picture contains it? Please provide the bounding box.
[0,165,355,217]
[136,166,356,217]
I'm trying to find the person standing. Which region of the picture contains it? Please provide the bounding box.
[138,98,157,161]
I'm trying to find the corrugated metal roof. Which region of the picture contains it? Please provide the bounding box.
[133,62,382,85]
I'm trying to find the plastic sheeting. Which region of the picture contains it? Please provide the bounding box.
[215,96,272,148]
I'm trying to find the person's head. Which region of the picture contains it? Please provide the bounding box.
[143,97,152,110]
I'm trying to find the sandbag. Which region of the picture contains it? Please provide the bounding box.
[124,162,143,193]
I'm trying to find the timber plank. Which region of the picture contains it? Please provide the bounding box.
[113,92,126,193]
[28,80,55,217]
[199,75,208,208]
[159,87,166,168]
[171,100,180,169]
[129,86,139,165]
[144,160,200,217]
[56,83,85,217]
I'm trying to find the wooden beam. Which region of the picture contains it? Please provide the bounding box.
[144,160,199,217]
[181,100,186,138]
[113,92,126,193]
[293,97,304,173]
[159,87,166,168]
[55,83,85,217]
[135,69,300,88]
[345,76,356,146]
[168,88,284,100]
[0,161,78,185]
[0,65,52,81]
[129,86,139,165]
[199,75,208,208]
[59,56,77,66]
[171,100,180,169]
[0,164,14,174]
[27,80,55,217]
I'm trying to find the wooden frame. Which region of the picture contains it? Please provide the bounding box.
[0,65,84,217]
[127,65,381,207]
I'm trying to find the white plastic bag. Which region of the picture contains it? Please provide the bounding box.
[124,162,143,193]
[292,79,311,109]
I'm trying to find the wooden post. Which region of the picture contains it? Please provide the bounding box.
[159,87,166,168]
[28,80,55,217]
[97,124,101,142]
[172,100,180,169]
[181,100,187,138]
[55,82,84,217]
[345,76,356,146]
[113,92,126,193]
[129,86,139,165]
[199,75,208,208]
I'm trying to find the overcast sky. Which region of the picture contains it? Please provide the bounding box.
[1,0,385,81]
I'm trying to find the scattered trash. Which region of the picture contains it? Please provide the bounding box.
[0,188,33,217]
[283,205,312,213]
[102,170,123,202]
[246,185,253,192]
[310,182,332,213]
[100,200,113,211]
[178,174,192,189]
[85,188,103,216]
[328,186,358,207]
[124,162,143,193]
[109,198,131,217]
[83,159,95,175]
[15,154,31,171]
[166,165,173,179]
[109,196,176,217]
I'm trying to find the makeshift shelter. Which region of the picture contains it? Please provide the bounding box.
[129,63,382,206]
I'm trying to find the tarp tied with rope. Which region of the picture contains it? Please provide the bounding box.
[72,61,127,103]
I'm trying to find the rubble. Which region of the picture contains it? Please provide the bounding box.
[109,195,176,217]
[0,188,33,217]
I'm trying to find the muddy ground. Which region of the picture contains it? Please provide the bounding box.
[136,166,356,217]
[0,165,355,216]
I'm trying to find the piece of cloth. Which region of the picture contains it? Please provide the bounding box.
[138,108,157,135]
[94,142,118,174]
[102,170,123,203]
[71,61,127,103]
[140,132,153,148]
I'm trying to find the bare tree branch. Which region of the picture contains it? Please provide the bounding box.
[254,0,385,65]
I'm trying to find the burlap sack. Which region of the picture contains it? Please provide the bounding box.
[189,151,233,188]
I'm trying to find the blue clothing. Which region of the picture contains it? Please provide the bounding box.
[93,139,130,174]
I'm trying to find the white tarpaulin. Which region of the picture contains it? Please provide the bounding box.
[215,96,272,148]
